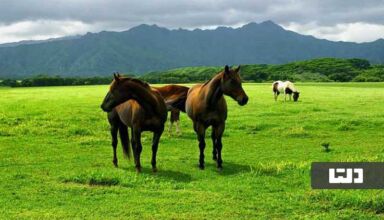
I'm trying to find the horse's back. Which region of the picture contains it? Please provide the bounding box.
[154,85,189,99]
[272,81,284,93]
[154,85,189,113]
[273,80,297,92]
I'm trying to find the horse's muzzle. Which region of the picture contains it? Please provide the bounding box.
[100,104,109,112]
[100,103,113,112]
[237,96,248,106]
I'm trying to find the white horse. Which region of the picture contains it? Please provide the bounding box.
[272,81,300,102]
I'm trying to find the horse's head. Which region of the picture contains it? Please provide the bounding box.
[293,91,300,102]
[101,73,135,112]
[221,65,248,106]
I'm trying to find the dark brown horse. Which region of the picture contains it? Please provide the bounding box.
[101,74,167,172]
[153,85,189,136]
[186,65,248,171]
[106,83,188,169]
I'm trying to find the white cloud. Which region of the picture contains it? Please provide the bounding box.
[0,20,97,43]
[283,22,384,43]
[0,0,383,43]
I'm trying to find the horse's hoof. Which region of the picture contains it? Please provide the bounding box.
[113,160,118,167]
[199,164,205,170]
[217,167,223,172]
[152,167,158,173]
[135,167,142,173]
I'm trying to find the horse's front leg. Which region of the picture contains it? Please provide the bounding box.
[110,125,118,167]
[213,123,225,171]
[151,128,163,172]
[131,127,142,173]
[194,122,206,170]
[176,120,181,136]
[168,121,173,137]
[211,129,217,161]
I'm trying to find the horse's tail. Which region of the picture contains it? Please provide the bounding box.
[166,94,187,112]
[272,81,279,94]
[118,123,131,160]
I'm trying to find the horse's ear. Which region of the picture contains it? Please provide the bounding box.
[235,65,241,73]
[224,65,230,74]
[113,73,120,82]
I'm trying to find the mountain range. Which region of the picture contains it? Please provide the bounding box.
[0,21,383,78]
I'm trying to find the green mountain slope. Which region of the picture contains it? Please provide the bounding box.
[0,21,383,78]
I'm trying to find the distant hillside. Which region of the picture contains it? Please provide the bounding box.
[2,58,384,87]
[140,58,384,83]
[0,21,384,78]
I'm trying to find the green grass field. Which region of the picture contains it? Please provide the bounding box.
[1,83,384,219]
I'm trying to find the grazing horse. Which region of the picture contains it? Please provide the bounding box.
[272,81,300,102]
[101,74,167,172]
[186,65,248,171]
[153,85,189,136]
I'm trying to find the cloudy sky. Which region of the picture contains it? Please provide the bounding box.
[0,0,383,44]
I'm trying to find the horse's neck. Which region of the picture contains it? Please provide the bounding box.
[285,82,297,92]
[204,73,223,107]
[128,83,160,115]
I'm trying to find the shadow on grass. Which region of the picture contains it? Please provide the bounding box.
[120,166,193,183]
[216,161,252,176]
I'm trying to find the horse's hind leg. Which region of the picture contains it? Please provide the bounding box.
[174,110,181,136]
[119,124,130,160]
[194,122,206,170]
[131,128,142,173]
[213,123,225,171]
[151,129,163,172]
[274,91,280,102]
[211,130,217,161]
[168,122,173,137]
[176,120,181,136]
[111,126,118,167]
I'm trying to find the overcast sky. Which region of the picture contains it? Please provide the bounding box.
[0,0,383,44]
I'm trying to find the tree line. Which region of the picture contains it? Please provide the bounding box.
[1,58,384,87]
[0,76,115,87]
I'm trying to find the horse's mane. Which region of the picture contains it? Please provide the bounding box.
[120,77,150,89]
[202,71,223,87]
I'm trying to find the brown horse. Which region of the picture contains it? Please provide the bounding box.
[101,74,167,172]
[153,85,189,136]
[106,83,188,169]
[186,65,248,171]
